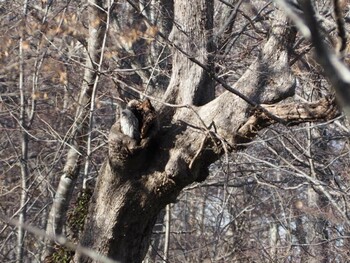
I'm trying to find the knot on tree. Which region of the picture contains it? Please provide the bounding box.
[108,99,158,174]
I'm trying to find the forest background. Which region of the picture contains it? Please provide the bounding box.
[1,0,350,262]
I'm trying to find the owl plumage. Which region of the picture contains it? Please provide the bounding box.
[120,107,140,141]
[127,99,157,139]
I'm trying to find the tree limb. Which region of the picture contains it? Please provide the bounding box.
[237,96,340,140]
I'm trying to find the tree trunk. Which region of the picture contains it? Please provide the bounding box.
[163,0,215,106]
[74,2,339,263]
[75,1,215,261]
[293,200,309,262]
[17,1,30,262]
[44,0,108,259]
[163,204,171,262]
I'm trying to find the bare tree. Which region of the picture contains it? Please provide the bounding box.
[73,1,339,262]
[1,0,350,262]
[17,1,30,262]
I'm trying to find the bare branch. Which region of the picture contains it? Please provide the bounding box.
[237,96,340,140]
[278,0,350,118]
[0,215,119,263]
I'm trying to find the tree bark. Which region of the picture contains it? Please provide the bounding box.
[163,0,215,106]
[74,2,339,263]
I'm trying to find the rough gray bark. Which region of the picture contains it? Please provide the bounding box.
[163,0,215,106]
[74,2,340,262]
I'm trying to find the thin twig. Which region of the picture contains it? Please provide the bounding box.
[0,215,119,263]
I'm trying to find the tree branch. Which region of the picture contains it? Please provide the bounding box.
[237,96,340,140]
[278,0,350,118]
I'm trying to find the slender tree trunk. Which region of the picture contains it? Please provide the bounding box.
[163,204,171,262]
[306,124,318,263]
[17,1,29,262]
[293,201,309,262]
[269,222,278,262]
[306,126,331,263]
[44,0,109,259]
[198,189,207,261]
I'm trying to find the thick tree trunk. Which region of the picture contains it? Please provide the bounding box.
[163,0,215,106]
[74,2,339,263]
[75,1,215,262]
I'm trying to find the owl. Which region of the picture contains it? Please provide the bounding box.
[120,107,140,141]
[127,98,157,139]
